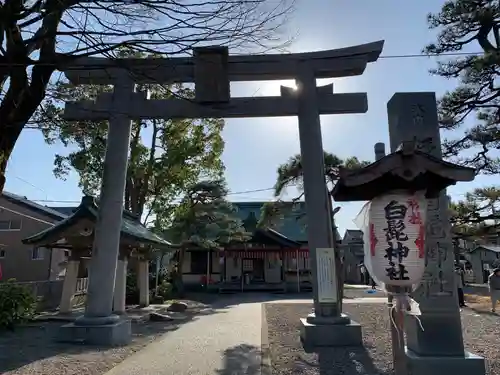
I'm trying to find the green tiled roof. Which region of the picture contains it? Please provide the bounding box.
[232,201,341,243]
[23,196,175,249]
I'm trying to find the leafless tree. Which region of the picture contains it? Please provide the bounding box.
[0,0,294,191]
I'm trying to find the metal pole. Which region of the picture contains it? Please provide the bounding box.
[81,78,134,322]
[296,64,338,317]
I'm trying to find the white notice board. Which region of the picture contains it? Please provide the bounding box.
[316,248,337,303]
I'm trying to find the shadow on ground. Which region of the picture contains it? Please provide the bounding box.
[0,305,225,374]
[299,345,393,375]
[185,287,381,309]
[186,291,313,308]
[216,344,263,375]
[466,306,498,316]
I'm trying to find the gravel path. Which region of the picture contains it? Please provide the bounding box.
[0,289,384,375]
[0,320,178,375]
[0,301,214,375]
[264,302,500,375]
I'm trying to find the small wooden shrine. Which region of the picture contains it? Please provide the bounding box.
[23,195,176,313]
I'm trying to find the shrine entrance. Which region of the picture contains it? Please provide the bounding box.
[251,258,265,282]
[60,40,384,337]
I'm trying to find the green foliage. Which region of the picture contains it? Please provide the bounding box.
[0,280,37,330]
[450,186,500,238]
[156,281,174,301]
[258,200,305,229]
[35,50,225,227]
[169,179,251,248]
[168,179,250,296]
[126,271,140,305]
[259,151,369,227]
[0,0,293,196]
[273,152,369,196]
[424,0,500,172]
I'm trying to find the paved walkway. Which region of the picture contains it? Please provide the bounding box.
[104,292,387,375]
[105,295,264,375]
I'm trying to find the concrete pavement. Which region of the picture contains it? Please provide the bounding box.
[105,296,264,375]
[104,292,387,375]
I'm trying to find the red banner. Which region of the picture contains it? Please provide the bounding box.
[219,249,309,259]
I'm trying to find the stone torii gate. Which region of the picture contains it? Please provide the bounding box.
[58,41,384,346]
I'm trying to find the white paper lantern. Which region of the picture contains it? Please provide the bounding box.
[364,191,427,287]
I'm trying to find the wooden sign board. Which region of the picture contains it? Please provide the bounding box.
[316,248,338,303]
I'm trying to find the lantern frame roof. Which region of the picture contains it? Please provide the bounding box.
[332,141,476,202]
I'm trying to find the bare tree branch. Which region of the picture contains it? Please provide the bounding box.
[0,0,294,192]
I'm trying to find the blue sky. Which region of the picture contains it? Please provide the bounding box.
[5,0,496,235]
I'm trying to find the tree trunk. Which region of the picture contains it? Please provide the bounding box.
[0,1,64,194]
[0,143,13,193]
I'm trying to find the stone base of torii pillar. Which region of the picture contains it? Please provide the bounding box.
[300,313,363,348]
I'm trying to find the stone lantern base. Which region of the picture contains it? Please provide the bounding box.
[300,313,363,347]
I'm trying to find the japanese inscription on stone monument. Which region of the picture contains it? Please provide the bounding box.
[409,101,453,298]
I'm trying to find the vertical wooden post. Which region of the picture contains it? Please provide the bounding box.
[206,250,210,290]
[223,253,227,282]
[241,252,244,292]
[297,249,301,293]
[391,293,408,375]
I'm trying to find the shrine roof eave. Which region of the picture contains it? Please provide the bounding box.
[332,148,475,202]
[22,196,178,250]
[252,227,301,248]
[22,204,92,246]
[182,227,301,250]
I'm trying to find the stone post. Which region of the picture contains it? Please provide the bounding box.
[296,65,362,347]
[81,79,134,322]
[387,92,485,375]
[59,259,80,314]
[113,256,128,314]
[138,260,150,307]
[58,78,135,346]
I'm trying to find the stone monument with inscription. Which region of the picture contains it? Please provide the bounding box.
[387,92,485,375]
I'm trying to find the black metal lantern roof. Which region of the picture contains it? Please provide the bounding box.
[332,141,476,202]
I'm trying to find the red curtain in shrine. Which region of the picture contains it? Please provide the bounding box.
[219,249,309,259]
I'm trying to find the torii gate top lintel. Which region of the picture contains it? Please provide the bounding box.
[63,40,384,85]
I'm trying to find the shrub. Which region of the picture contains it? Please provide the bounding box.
[0,279,37,330]
[126,272,140,305]
[157,281,173,300]
[150,294,164,304]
